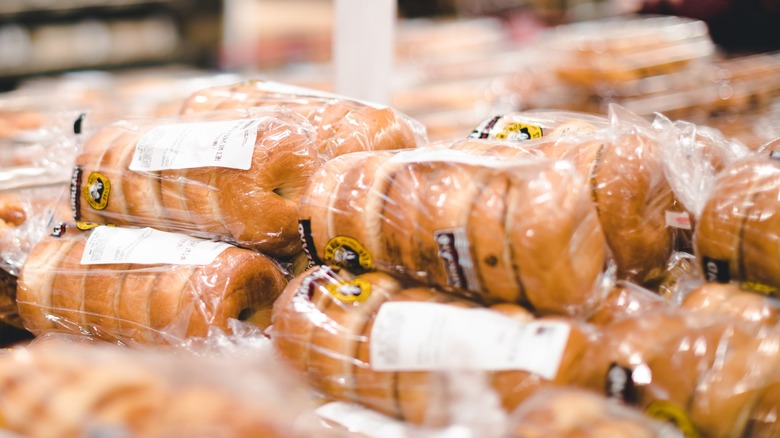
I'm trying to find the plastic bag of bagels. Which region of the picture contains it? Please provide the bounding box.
[297,146,609,316]
[178,79,427,160]
[505,387,683,437]
[570,307,780,438]
[0,167,73,329]
[269,266,597,427]
[0,333,335,438]
[679,281,780,328]
[463,105,702,291]
[71,107,319,259]
[16,223,288,345]
[694,145,780,297]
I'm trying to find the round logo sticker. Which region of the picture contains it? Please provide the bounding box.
[494,123,543,142]
[326,278,371,303]
[323,236,373,273]
[645,400,699,438]
[83,172,110,211]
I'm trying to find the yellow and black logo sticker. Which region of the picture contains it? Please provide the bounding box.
[76,221,102,231]
[494,123,543,142]
[326,278,371,303]
[83,172,110,211]
[323,236,373,273]
[741,281,780,296]
[645,400,699,438]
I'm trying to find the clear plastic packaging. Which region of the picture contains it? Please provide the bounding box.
[0,334,331,437]
[179,79,427,160]
[571,308,780,438]
[297,147,607,316]
[694,148,780,295]
[461,106,686,289]
[270,266,596,427]
[0,167,72,329]
[71,107,318,258]
[505,387,683,437]
[16,225,288,345]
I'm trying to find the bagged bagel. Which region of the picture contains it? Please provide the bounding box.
[16,224,287,345]
[71,107,318,258]
[270,267,595,426]
[0,335,330,438]
[571,308,780,438]
[297,147,607,316]
[463,105,738,290]
[680,281,780,327]
[694,148,780,295]
[506,387,683,438]
[0,167,73,329]
[179,79,427,159]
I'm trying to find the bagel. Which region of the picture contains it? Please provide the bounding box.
[180,80,422,159]
[17,230,287,344]
[695,154,780,293]
[272,269,595,426]
[299,148,607,315]
[681,282,780,326]
[74,112,318,258]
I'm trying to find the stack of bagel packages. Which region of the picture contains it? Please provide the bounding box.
[3,76,780,437]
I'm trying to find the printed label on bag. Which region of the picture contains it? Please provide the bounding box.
[83,171,110,211]
[129,118,262,171]
[327,278,371,303]
[645,401,700,438]
[702,257,730,283]
[323,236,373,273]
[469,115,543,142]
[298,219,323,268]
[494,122,543,142]
[470,115,503,139]
[81,226,232,265]
[665,211,692,230]
[770,150,780,160]
[369,302,570,379]
[435,227,479,292]
[605,363,638,405]
[70,167,82,220]
[294,265,336,302]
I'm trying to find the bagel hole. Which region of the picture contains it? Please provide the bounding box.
[272,187,292,199]
[237,308,253,321]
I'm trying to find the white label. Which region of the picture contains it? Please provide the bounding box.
[665,210,692,230]
[129,118,261,171]
[316,402,470,438]
[435,227,479,292]
[370,302,570,379]
[81,226,232,265]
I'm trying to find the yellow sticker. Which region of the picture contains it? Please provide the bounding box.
[76,221,101,231]
[645,400,699,438]
[494,123,543,141]
[741,281,780,296]
[326,278,372,303]
[323,236,373,273]
[82,172,110,211]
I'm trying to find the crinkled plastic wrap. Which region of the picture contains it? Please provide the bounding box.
[297,147,607,316]
[16,225,288,345]
[694,148,780,295]
[0,167,72,329]
[505,387,683,437]
[571,308,780,438]
[270,266,596,427]
[0,335,330,438]
[179,79,427,159]
[71,107,318,258]
[461,106,688,289]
